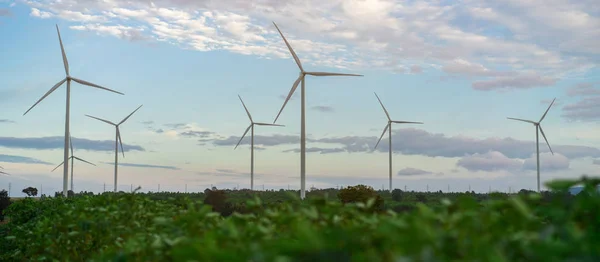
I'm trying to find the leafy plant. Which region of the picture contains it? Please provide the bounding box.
[337,184,384,212]
[22,187,38,197]
[0,189,11,221]
[0,176,598,261]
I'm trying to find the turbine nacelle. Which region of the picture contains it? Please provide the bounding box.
[506,98,556,155]
[271,21,363,125]
[373,92,423,150]
[235,95,284,150]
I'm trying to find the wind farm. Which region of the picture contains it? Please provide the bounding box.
[0,3,599,260]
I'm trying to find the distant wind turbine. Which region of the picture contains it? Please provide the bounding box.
[373,92,423,193]
[51,134,96,192]
[23,25,124,197]
[234,95,284,191]
[85,105,142,192]
[507,98,556,192]
[272,21,364,199]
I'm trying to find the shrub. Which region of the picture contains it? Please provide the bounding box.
[415,193,427,202]
[203,188,233,216]
[0,190,11,221]
[337,184,384,211]
[391,189,403,202]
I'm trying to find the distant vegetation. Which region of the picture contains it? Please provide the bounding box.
[1,177,599,261]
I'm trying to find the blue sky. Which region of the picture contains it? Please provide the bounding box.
[1,0,599,196]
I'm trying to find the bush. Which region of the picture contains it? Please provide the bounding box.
[391,189,403,202]
[203,188,234,216]
[415,193,427,202]
[337,184,384,211]
[0,190,11,221]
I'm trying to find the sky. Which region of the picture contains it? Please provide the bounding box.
[0,0,599,197]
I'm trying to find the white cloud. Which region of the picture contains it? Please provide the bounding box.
[30,7,52,19]
[19,0,600,87]
[522,152,570,171]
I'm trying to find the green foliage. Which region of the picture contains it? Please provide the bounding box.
[22,186,38,197]
[391,189,403,202]
[0,177,598,261]
[203,188,235,216]
[337,184,385,212]
[0,189,11,221]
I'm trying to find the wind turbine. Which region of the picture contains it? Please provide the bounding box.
[271,21,363,199]
[234,95,284,191]
[507,98,556,192]
[373,92,423,193]
[85,105,142,192]
[22,24,124,197]
[51,134,96,192]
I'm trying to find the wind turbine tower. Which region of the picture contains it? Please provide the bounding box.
[373,92,423,193]
[51,134,96,192]
[85,105,143,192]
[234,95,283,191]
[271,22,363,199]
[507,98,556,192]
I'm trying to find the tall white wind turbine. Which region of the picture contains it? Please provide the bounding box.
[507,98,556,192]
[85,105,142,192]
[373,92,423,193]
[23,25,124,196]
[271,22,364,199]
[234,95,284,191]
[51,134,96,192]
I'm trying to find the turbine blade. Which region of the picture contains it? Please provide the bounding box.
[374,123,389,150]
[506,117,536,125]
[51,161,65,172]
[273,75,302,123]
[374,92,391,121]
[254,122,285,127]
[56,25,69,75]
[272,22,304,72]
[23,78,67,116]
[539,125,554,155]
[238,95,253,122]
[69,133,74,156]
[539,98,556,122]
[85,114,116,126]
[70,77,125,95]
[391,120,424,124]
[118,105,143,125]
[117,127,125,158]
[73,156,96,166]
[305,72,363,77]
[234,125,252,150]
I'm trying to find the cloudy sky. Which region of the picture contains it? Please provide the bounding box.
[1,0,599,196]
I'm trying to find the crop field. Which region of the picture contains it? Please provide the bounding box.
[1,177,599,261]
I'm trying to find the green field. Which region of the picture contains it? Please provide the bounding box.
[1,177,599,261]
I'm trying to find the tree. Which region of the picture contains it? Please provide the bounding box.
[0,189,11,221]
[391,189,403,202]
[22,187,38,197]
[415,193,427,203]
[203,189,233,216]
[337,185,384,211]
